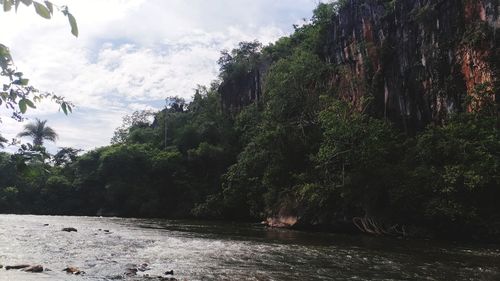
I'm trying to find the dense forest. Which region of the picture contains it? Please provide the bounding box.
[0,1,499,241]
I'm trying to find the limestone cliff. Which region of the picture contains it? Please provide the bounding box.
[219,0,499,130]
[326,0,499,131]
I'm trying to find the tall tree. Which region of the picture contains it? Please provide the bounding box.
[17,118,58,146]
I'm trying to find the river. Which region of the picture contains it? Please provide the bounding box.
[0,214,499,280]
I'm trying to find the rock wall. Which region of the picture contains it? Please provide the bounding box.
[218,60,269,113]
[219,0,499,130]
[326,0,499,131]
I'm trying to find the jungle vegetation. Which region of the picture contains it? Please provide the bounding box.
[0,2,498,241]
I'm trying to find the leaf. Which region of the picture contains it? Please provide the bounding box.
[44,0,52,14]
[67,12,78,37]
[33,1,50,19]
[19,99,27,113]
[0,44,10,57]
[61,102,68,115]
[12,78,28,85]
[0,44,12,68]
[20,0,32,6]
[25,99,36,109]
[3,0,12,12]
[67,104,72,113]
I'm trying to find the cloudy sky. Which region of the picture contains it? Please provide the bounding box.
[0,0,323,153]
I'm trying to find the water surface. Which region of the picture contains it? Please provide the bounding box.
[0,214,499,280]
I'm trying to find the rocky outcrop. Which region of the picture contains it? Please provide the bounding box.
[23,265,44,273]
[5,265,30,270]
[4,264,44,273]
[325,0,499,131]
[61,227,77,232]
[219,60,269,113]
[219,0,498,130]
[265,216,298,228]
[63,266,85,275]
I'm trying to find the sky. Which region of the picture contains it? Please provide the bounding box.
[0,0,324,153]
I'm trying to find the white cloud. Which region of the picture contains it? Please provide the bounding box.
[0,0,319,152]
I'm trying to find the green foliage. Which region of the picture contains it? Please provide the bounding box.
[218,41,262,80]
[461,22,493,48]
[316,99,403,217]
[53,147,82,166]
[402,115,500,234]
[462,82,497,118]
[312,2,336,25]
[0,186,20,212]
[0,152,17,187]
[0,1,498,241]
[217,40,333,219]
[111,110,155,144]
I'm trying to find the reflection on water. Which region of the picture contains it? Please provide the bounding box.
[0,214,499,280]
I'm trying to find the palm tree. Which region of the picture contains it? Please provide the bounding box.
[17,118,58,146]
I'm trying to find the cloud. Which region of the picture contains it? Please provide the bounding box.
[0,0,319,152]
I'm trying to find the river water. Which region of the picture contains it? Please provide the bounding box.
[0,215,499,280]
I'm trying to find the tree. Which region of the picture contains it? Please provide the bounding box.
[218,41,262,80]
[53,147,82,166]
[111,110,155,144]
[17,118,58,146]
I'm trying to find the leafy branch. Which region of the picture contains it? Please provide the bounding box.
[2,0,78,37]
[0,0,77,120]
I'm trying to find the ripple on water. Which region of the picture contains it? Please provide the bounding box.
[1,214,500,281]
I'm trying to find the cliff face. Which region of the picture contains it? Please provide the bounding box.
[219,63,266,113]
[220,0,499,130]
[326,0,499,131]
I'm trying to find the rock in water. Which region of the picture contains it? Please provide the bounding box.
[125,267,138,276]
[63,266,84,275]
[137,263,150,272]
[62,227,77,232]
[265,216,297,228]
[23,265,44,273]
[5,264,30,270]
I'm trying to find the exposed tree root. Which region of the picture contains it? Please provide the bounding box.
[353,216,407,237]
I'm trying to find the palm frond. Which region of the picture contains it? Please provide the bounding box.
[42,127,58,140]
[16,119,58,146]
